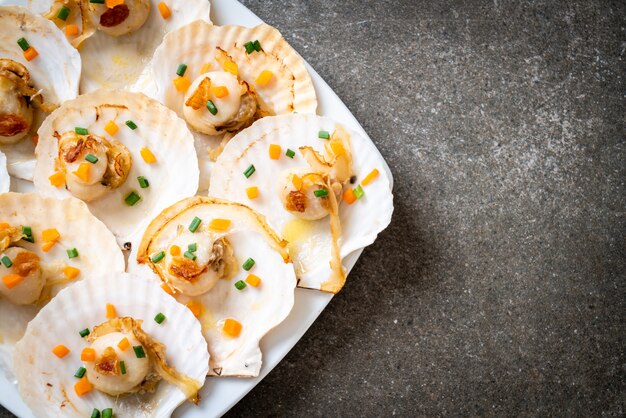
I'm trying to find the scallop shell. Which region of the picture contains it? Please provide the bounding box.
[131,196,296,377]
[136,19,317,191]
[0,192,124,379]
[209,114,394,293]
[13,272,209,418]
[0,6,81,181]
[33,89,199,246]
[0,151,9,192]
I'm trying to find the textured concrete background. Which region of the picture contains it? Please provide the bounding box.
[3,0,625,417]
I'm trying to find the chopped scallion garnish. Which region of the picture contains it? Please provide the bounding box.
[183,251,196,261]
[90,409,101,418]
[89,0,105,3]
[243,164,255,178]
[133,345,146,358]
[206,100,218,115]
[253,40,262,52]
[120,360,126,375]
[1,255,12,268]
[57,6,70,21]
[137,176,149,188]
[285,149,295,158]
[75,127,89,135]
[102,408,113,418]
[187,243,197,252]
[67,248,79,259]
[85,154,98,164]
[353,185,365,199]
[154,312,166,324]
[234,280,246,290]
[74,366,86,378]
[318,130,330,139]
[124,191,141,206]
[79,328,90,338]
[314,188,329,198]
[17,37,30,52]
[242,257,255,271]
[243,41,255,54]
[176,63,187,77]
[189,216,202,232]
[151,251,165,263]
[125,120,137,130]
[22,225,34,243]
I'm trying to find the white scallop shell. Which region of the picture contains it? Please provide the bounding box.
[0,6,81,181]
[13,272,209,418]
[0,151,9,192]
[209,114,394,293]
[136,19,317,191]
[0,192,124,379]
[33,89,199,246]
[130,196,296,377]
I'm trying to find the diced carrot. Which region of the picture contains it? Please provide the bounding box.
[63,266,80,280]
[362,168,380,186]
[200,62,212,73]
[49,171,66,187]
[41,241,56,253]
[42,228,60,242]
[0,223,10,229]
[81,347,96,362]
[52,344,70,358]
[223,318,242,337]
[186,301,203,317]
[172,76,191,92]
[65,24,79,37]
[158,2,171,19]
[161,282,175,296]
[106,303,116,319]
[104,120,118,136]
[245,274,261,287]
[222,60,238,76]
[2,274,23,289]
[32,134,39,145]
[74,376,93,396]
[117,337,130,351]
[255,70,273,86]
[140,147,156,163]
[105,0,124,8]
[23,47,38,62]
[213,86,229,98]
[169,245,180,256]
[291,174,302,190]
[268,144,281,160]
[209,218,231,231]
[73,163,90,182]
[343,188,357,204]
[246,186,259,199]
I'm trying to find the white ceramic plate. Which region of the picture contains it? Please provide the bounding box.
[0,0,393,416]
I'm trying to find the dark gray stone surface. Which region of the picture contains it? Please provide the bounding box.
[2,0,625,417]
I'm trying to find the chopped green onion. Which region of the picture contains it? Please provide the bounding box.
[75,127,89,135]
[314,188,329,198]
[79,328,90,338]
[187,243,197,252]
[90,409,101,418]
[151,251,165,263]
[183,251,196,261]
[243,41,255,54]
[120,360,126,375]
[188,216,202,232]
[17,37,30,52]
[89,0,105,3]
[1,255,12,268]
[154,312,166,324]
[22,226,34,243]
[124,191,141,206]
[74,366,86,378]
[234,280,246,290]
[133,345,146,358]
[57,6,70,21]
[137,176,149,188]
[67,248,79,259]
[353,185,365,199]
[253,40,262,52]
[243,164,255,178]
[176,63,187,77]
[102,408,113,418]
[125,120,137,130]
[206,100,218,115]
[242,257,255,271]
[85,154,98,164]
[285,149,295,158]
[318,130,330,139]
